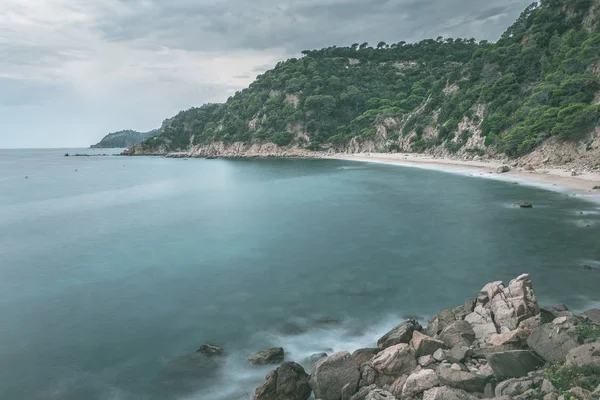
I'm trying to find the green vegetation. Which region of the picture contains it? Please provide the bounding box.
[571,323,600,340]
[92,129,159,148]
[136,0,600,157]
[542,363,600,395]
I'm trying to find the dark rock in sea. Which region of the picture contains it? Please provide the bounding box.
[377,319,422,349]
[303,352,328,368]
[593,186,600,190]
[196,344,224,357]
[485,350,544,378]
[248,347,285,365]
[497,165,510,173]
[583,264,593,270]
[513,201,533,208]
[64,153,69,157]
[315,317,343,327]
[279,321,308,336]
[254,362,312,400]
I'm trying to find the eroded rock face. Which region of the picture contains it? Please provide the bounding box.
[371,344,417,377]
[402,369,439,397]
[377,319,422,349]
[465,306,498,343]
[438,320,476,348]
[527,323,581,363]
[254,362,312,400]
[310,352,361,400]
[565,340,600,368]
[248,348,285,365]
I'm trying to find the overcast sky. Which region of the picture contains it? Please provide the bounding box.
[0,0,532,148]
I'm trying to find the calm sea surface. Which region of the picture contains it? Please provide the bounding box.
[0,148,599,399]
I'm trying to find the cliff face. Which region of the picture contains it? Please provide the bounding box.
[124,0,600,170]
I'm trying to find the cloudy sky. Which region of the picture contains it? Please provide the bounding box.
[0,0,532,148]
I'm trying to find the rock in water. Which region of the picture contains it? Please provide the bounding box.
[303,352,328,368]
[377,319,422,349]
[371,343,417,376]
[309,352,361,400]
[248,347,285,365]
[254,362,311,400]
[197,344,224,357]
[485,350,545,378]
[513,201,533,208]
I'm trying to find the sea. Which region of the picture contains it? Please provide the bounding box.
[0,148,598,399]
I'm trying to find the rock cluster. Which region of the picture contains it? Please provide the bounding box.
[247,274,600,400]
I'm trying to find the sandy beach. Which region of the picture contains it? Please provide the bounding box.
[330,153,600,200]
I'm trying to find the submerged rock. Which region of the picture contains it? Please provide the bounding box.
[254,362,311,400]
[197,344,224,357]
[248,348,285,365]
[513,201,533,208]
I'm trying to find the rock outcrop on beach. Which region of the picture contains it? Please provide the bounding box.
[249,274,600,400]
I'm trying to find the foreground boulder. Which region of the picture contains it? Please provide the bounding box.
[437,364,487,393]
[377,319,422,349]
[248,347,285,365]
[309,352,360,400]
[422,386,480,400]
[371,343,417,376]
[438,320,476,347]
[402,369,438,397]
[527,322,581,362]
[411,330,447,357]
[565,340,600,368]
[254,362,311,400]
[485,350,544,378]
[581,308,600,324]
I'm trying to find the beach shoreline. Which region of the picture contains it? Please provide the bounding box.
[329,153,600,201]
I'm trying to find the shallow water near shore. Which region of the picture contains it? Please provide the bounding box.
[0,148,599,399]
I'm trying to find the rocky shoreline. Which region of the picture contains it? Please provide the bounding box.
[177,274,599,400]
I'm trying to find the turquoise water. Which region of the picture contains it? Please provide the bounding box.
[0,148,599,399]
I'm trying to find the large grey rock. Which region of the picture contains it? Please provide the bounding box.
[485,350,545,378]
[422,386,480,400]
[446,345,473,363]
[438,320,476,348]
[412,330,448,357]
[471,344,523,359]
[488,329,530,347]
[248,348,285,365]
[581,309,600,324]
[565,340,600,368]
[357,364,396,389]
[303,353,328,368]
[349,385,377,400]
[492,274,539,330]
[465,306,498,343]
[364,389,395,400]
[437,364,486,393]
[253,362,311,400]
[388,375,408,398]
[526,323,581,362]
[377,319,422,349]
[371,344,417,377]
[494,377,534,397]
[402,369,438,397]
[352,348,380,365]
[310,352,360,400]
[426,306,467,336]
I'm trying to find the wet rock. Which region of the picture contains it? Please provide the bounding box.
[197,344,224,357]
[303,353,328,368]
[411,330,448,357]
[437,364,487,393]
[371,343,417,376]
[485,350,545,378]
[310,352,361,400]
[565,340,600,368]
[495,377,534,397]
[402,369,439,397]
[527,323,581,363]
[254,362,311,400]
[438,320,476,348]
[377,319,422,349]
[422,385,480,400]
[248,348,285,365]
[513,201,533,208]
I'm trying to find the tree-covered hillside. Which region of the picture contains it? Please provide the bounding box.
[130,0,600,159]
[92,129,159,148]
